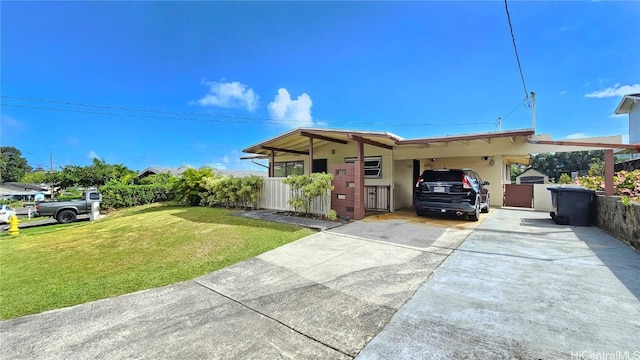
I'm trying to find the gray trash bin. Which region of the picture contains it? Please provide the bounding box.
[547,187,596,226]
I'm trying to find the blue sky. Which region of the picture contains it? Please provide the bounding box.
[1,1,639,172]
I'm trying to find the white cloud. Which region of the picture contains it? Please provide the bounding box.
[608,113,626,119]
[195,80,259,112]
[222,155,230,164]
[559,90,568,95]
[87,150,99,159]
[565,133,588,139]
[585,83,640,98]
[268,88,314,128]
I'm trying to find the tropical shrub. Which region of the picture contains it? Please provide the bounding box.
[172,167,214,206]
[200,175,263,209]
[283,173,334,216]
[558,173,572,184]
[576,169,640,200]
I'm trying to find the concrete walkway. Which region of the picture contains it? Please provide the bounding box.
[0,218,472,359]
[357,208,640,359]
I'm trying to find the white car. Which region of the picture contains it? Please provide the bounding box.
[0,205,17,224]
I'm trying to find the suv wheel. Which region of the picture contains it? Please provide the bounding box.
[481,194,490,213]
[467,198,480,221]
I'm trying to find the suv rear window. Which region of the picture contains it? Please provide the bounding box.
[422,170,464,182]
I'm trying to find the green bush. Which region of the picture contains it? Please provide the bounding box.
[283,173,334,216]
[558,173,572,184]
[201,175,263,209]
[56,188,82,201]
[99,184,175,210]
[172,167,214,206]
[576,169,640,200]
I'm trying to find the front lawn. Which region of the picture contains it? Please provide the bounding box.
[0,204,314,319]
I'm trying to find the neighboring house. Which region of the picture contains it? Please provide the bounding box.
[614,93,640,170]
[242,127,626,220]
[615,93,640,145]
[0,182,51,201]
[138,166,189,179]
[137,166,266,179]
[515,169,548,184]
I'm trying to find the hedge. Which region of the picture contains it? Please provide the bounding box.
[99,184,174,209]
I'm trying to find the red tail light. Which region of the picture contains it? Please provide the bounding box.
[415,175,423,188]
[36,205,40,211]
[462,175,472,189]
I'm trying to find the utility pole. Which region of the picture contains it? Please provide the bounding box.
[50,152,55,201]
[531,91,536,133]
[498,117,502,131]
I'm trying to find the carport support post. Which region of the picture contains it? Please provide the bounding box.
[604,149,614,196]
[354,140,365,220]
[269,150,275,177]
[309,137,314,174]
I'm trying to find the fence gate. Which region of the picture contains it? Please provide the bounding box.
[365,185,390,212]
[503,184,534,208]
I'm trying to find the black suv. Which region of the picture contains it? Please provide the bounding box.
[414,168,490,221]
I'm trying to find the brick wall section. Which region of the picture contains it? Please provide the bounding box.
[331,163,355,220]
[596,195,640,251]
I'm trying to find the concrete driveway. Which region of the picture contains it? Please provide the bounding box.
[3,208,638,359]
[357,208,640,359]
[0,213,475,359]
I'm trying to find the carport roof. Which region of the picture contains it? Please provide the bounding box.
[395,129,535,146]
[242,128,404,156]
[242,127,537,156]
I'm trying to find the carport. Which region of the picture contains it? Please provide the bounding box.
[242,127,633,219]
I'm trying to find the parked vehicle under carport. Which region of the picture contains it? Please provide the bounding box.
[414,168,490,221]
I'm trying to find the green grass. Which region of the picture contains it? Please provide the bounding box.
[0,204,314,319]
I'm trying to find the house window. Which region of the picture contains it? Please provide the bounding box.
[274,161,304,177]
[344,156,382,179]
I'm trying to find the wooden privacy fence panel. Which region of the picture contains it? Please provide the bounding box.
[259,178,328,215]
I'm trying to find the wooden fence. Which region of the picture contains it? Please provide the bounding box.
[259,178,329,215]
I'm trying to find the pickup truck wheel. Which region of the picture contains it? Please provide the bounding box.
[56,210,77,224]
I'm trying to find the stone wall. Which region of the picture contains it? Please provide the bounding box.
[596,195,640,251]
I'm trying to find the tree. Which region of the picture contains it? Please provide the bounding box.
[509,164,525,182]
[0,146,32,182]
[21,171,49,184]
[530,150,604,182]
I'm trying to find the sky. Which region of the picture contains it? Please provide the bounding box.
[1,1,639,173]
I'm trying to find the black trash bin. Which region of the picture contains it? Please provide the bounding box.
[547,187,596,226]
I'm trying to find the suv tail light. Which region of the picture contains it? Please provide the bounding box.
[36,205,40,211]
[415,175,423,188]
[462,175,472,189]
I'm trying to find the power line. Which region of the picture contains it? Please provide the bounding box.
[504,0,531,108]
[501,98,526,121]
[1,96,497,128]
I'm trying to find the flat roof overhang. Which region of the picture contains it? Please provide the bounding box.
[242,128,403,156]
